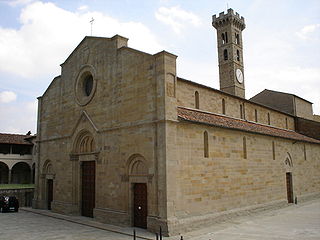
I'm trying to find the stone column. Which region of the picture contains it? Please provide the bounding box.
[8,169,12,184]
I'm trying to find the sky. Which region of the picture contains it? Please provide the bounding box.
[0,0,319,134]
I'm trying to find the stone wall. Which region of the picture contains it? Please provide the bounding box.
[165,120,320,234]
[177,79,295,130]
[294,97,313,120]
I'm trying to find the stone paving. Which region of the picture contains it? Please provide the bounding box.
[0,199,319,240]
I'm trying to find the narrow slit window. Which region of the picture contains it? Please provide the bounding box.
[225,32,228,43]
[268,113,271,125]
[255,109,258,122]
[195,91,199,109]
[243,136,247,159]
[304,144,307,160]
[272,141,275,160]
[235,33,240,44]
[204,131,209,158]
[285,118,288,129]
[223,49,228,60]
[221,33,225,44]
[240,104,243,119]
[222,99,226,114]
[236,50,240,61]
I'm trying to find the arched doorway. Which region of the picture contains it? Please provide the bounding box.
[11,162,31,184]
[127,154,149,229]
[284,153,294,203]
[42,160,55,210]
[0,162,9,184]
[74,131,96,218]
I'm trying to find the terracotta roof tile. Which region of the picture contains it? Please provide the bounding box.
[0,133,33,145]
[177,107,320,144]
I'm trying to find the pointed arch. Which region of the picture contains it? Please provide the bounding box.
[127,154,148,176]
[284,152,293,170]
[73,130,96,153]
[43,159,54,175]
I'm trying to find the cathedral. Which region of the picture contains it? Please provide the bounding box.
[33,9,320,236]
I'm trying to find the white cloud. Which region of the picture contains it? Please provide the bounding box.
[0,100,37,133]
[0,1,164,79]
[6,0,35,7]
[296,24,320,40]
[0,91,17,103]
[155,6,201,34]
[78,5,88,11]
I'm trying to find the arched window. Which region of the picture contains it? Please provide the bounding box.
[223,49,228,60]
[204,131,209,158]
[195,91,199,109]
[221,33,225,44]
[222,98,226,114]
[255,109,258,122]
[243,136,247,159]
[236,50,240,61]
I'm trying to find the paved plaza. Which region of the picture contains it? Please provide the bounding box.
[0,199,319,240]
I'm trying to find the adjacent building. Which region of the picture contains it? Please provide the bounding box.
[0,133,35,184]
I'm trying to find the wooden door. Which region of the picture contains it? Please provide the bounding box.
[134,183,147,228]
[286,172,293,203]
[47,179,53,210]
[81,161,95,217]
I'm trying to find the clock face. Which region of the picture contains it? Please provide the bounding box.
[236,69,243,83]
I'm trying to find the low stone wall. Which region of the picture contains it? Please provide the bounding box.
[0,188,34,207]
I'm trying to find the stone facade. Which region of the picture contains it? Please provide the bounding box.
[34,10,320,236]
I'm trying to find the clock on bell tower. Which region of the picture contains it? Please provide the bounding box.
[212,8,246,98]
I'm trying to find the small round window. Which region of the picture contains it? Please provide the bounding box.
[74,66,96,106]
[84,75,93,96]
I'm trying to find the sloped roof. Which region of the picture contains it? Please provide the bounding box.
[177,107,320,144]
[250,89,313,104]
[0,133,33,145]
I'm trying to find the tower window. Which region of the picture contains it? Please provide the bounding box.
[204,131,209,158]
[240,104,244,119]
[222,98,226,114]
[225,32,228,43]
[236,50,240,61]
[221,33,225,44]
[267,113,271,125]
[303,144,307,160]
[285,117,288,129]
[223,49,228,60]
[195,91,199,109]
[235,33,240,44]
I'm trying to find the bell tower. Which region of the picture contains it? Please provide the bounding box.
[212,9,246,98]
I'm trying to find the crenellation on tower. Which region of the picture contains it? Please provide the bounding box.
[212,8,246,98]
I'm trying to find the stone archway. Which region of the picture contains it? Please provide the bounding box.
[126,154,151,229]
[11,162,31,184]
[284,153,294,203]
[41,160,55,210]
[0,161,9,184]
[71,130,97,217]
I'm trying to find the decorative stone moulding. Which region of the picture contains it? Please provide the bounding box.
[74,65,97,106]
